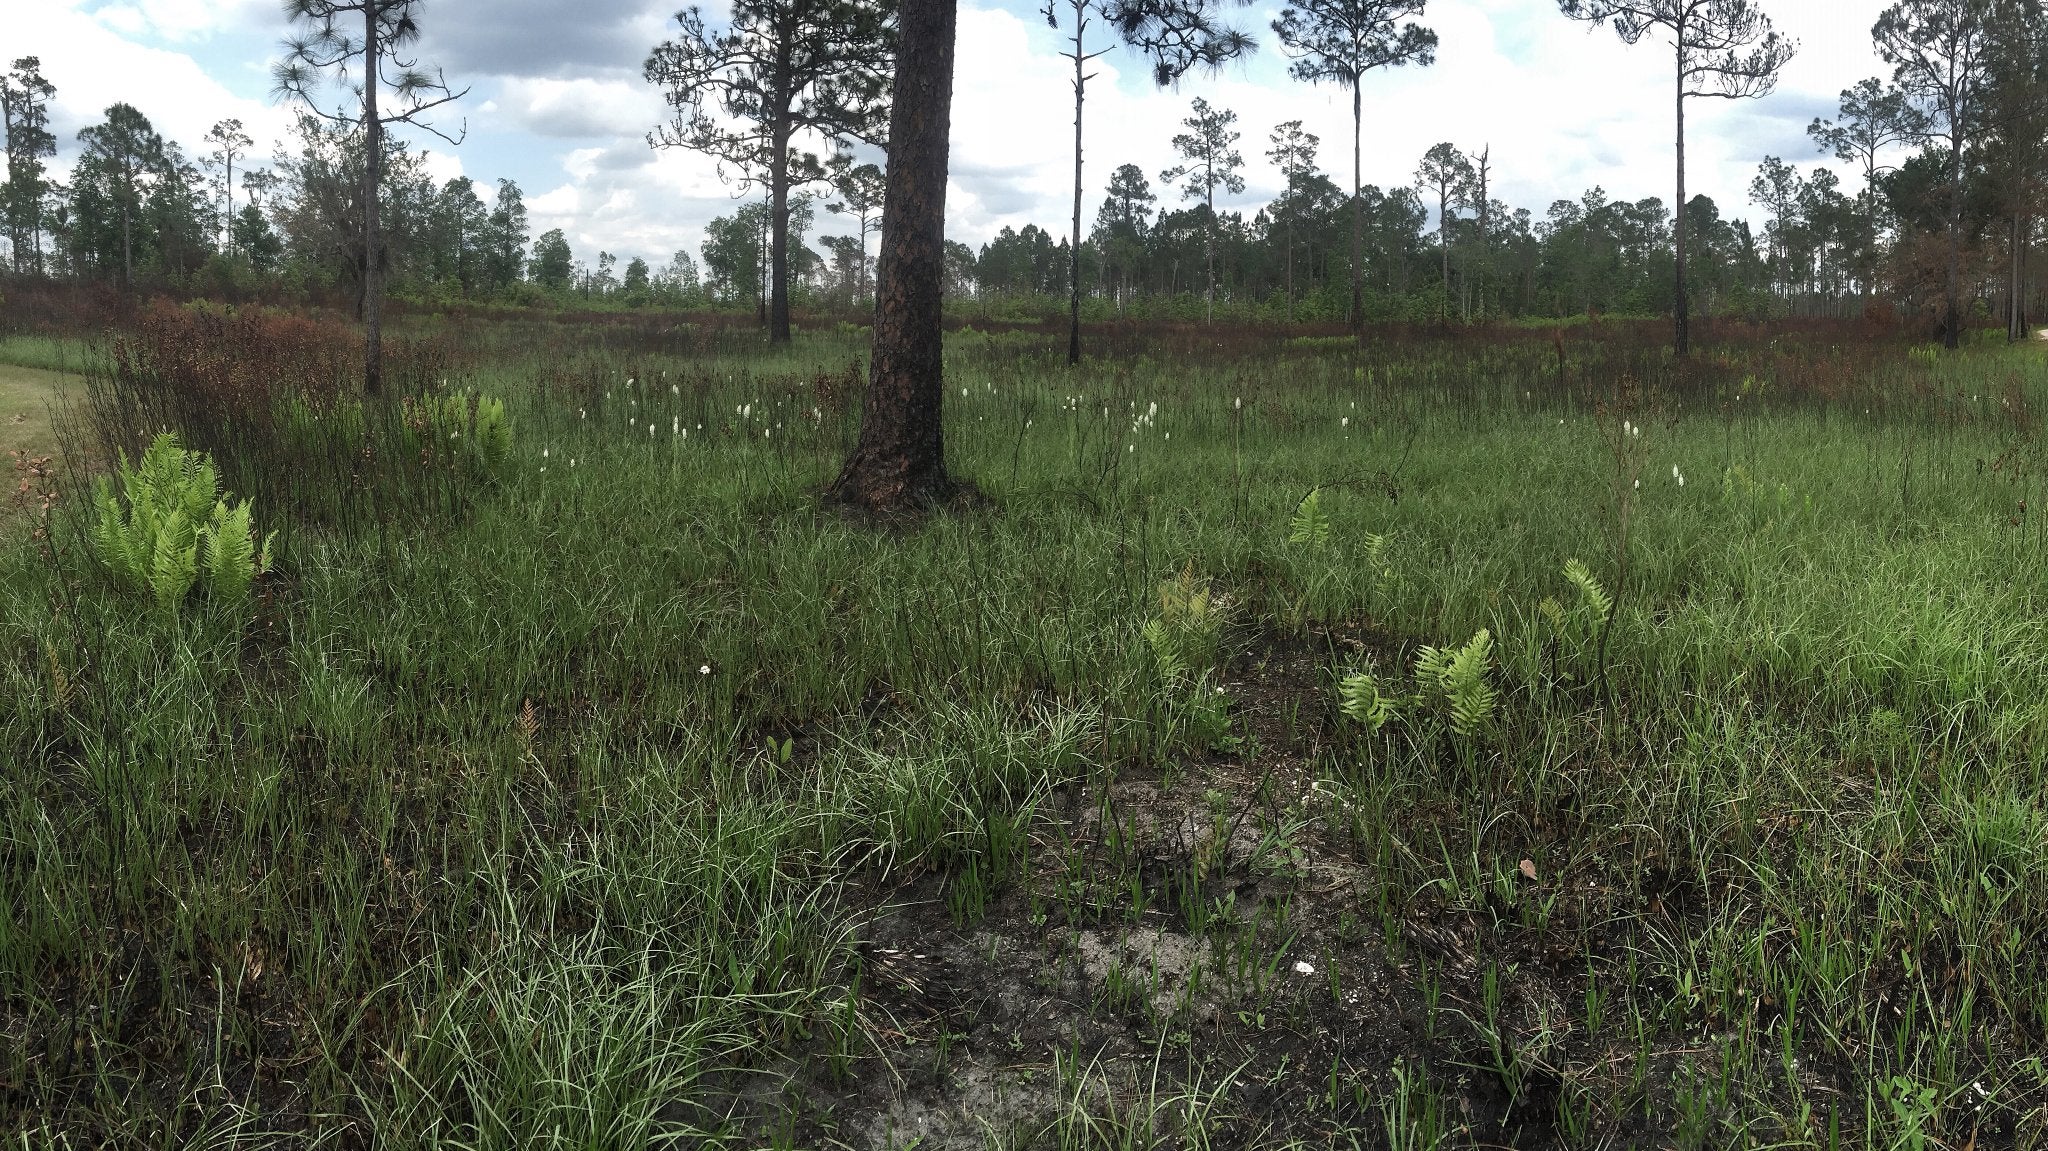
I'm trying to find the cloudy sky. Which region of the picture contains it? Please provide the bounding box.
[12,0,1905,268]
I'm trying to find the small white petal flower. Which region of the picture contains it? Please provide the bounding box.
[1293,960,1316,976]
[699,664,711,675]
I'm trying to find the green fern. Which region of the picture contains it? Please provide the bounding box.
[416,390,516,482]
[1146,569,1226,682]
[92,433,273,616]
[1415,629,1497,737]
[473,394,511,473]
[1365,531,1396,591]
[1338,670,1401,732]
[1288,488,1331,549]
[1562,559,1612,622]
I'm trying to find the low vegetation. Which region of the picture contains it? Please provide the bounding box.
[4,310,2048,1148]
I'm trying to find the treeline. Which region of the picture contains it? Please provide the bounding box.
[0,60,732,310]
[3,0,2045,335]
[961,90,2041,329]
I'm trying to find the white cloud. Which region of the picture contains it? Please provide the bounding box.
[90,0,271,42]
[492,76,667,140]
[11,0,1912,267]
[16,3,296,170]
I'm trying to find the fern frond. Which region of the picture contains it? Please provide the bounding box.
[475,395,511,475]
[1339,671,1401,732]
[202,500,258,603]
[1563,559,1612,621]
[150,507,199,615]
[1144,618,1187,682]
[1444,629,1496,737]
[1364,532,1396,590]
[1414,643,1452,686]
[1414,629,1497,738]
[1288,489,1330,549]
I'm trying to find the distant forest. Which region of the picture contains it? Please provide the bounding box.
[0,0,2042,333]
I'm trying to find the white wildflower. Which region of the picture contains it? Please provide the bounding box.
[1293,960,1316,976]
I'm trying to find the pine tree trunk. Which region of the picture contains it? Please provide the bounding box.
[362,1,385,396]
[1673,47,1689,359]
[1946,134,1964,349]
[1438,186,1450,322]
[1349,83,1362,332]
[1067,12,1084,367]
[829,0,959,513]
[1205,179,1215,324]
[2013,212,2028,343]
[770,137,792,343]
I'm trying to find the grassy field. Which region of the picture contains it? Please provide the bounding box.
[4,315,2048,1149]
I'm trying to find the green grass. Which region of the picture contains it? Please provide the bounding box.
[5,321,2048,1148]
[0,333,91,376]
[0,361,77,462]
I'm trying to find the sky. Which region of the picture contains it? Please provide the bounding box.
[6,0,1910,269]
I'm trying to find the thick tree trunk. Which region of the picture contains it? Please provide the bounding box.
[1349,84,1362,332]
[362,1,384,395]
[1067,13,1084,367]
[770,143,792,343]
[1673,47,1689,359]
[828,0,958,513]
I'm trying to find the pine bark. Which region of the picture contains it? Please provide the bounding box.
[770,140,792,343]
[1673,41,1690,359]
[1349,84,1362,332]
[1067,13,1085,366]
[363,1,385,395]
[828,0,959,512]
